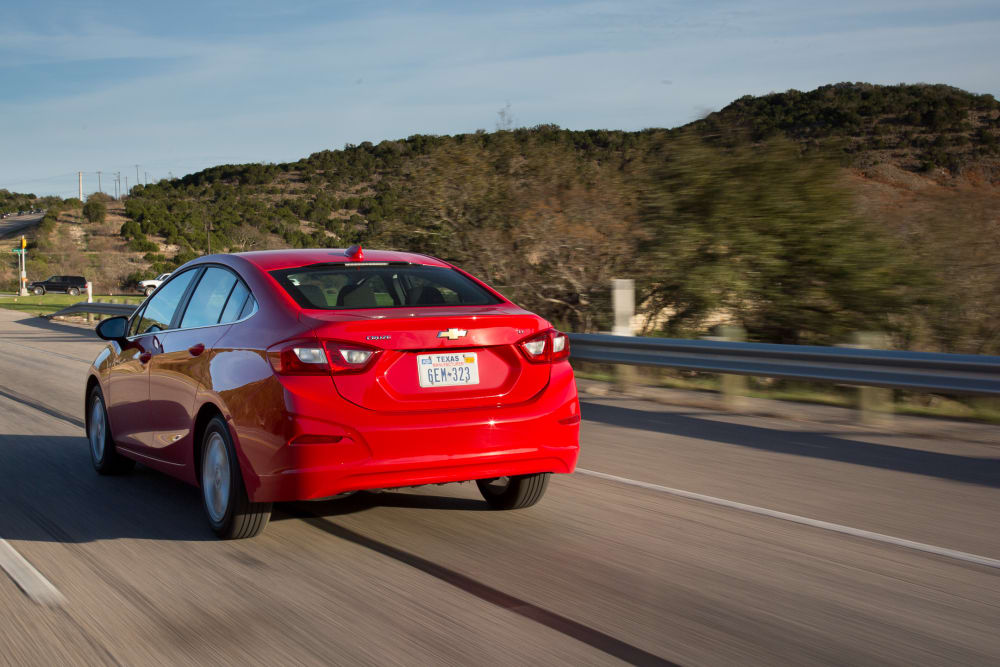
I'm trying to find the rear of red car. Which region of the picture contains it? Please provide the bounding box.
[237,253,580,503]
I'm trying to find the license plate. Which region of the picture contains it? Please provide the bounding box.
[417,352,480,388]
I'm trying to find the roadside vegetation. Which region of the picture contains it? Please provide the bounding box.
[6,82,1000,356]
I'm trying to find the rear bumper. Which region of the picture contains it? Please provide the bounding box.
[241,363,580,502]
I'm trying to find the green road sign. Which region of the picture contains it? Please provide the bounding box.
[11,248,25,254]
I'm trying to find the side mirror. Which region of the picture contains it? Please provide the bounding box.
[96,316,129,341]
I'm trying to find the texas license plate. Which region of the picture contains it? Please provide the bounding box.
[417,352,480,387]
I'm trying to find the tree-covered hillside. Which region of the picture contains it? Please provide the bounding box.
[17,82,1000,354]
[701,83,1000,173]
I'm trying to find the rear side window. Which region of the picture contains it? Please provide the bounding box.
[181,267,238,329]
[270,264,501,310]
[137,270,197,335]
[238,295,258,319]
[219,281,251,323]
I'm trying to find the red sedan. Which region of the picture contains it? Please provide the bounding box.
[86,247,580,538]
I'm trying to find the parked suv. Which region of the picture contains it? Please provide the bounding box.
[29,275,89,296]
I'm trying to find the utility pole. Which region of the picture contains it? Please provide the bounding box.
[205,219,212,255]
[135,165,140,188]
[78,172,83,200]
[125,175,128,197]
[97,171,102,193]
[116,171,121,200]
[144,171,149,185]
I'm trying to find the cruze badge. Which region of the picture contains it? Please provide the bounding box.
[437,328,468,340]
[366,335,391,341]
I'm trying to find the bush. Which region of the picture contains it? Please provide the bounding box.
[128,238,159,253]
[83,199,107,223]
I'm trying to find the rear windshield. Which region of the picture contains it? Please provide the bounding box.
[270,263,503,310]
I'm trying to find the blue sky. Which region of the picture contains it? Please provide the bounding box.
[1,0,998,198]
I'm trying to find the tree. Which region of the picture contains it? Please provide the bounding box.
[83,199,106,224]
[637,133,917,345]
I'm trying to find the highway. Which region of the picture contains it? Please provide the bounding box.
[0,308,997,665]
[0,212,44,241]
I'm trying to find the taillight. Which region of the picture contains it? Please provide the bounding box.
[323,341,379,374]
[518,329,570,363]
[267,340,330,375]
[267,339,380,375]
[551,332,570,361]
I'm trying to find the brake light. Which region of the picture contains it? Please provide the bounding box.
[518,330,570,363]
[267,339,380,375]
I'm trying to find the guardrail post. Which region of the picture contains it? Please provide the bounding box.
[612,279,637,392]
[852,332,893,426]
[96,299,104,321]
[716,325,748,412]
[85,282,94,323]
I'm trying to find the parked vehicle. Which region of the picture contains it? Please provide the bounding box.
[138,272,172,296]
[85,247,580,538]
[29,275,89,296]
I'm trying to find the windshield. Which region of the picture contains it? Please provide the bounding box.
[270,263,503,310]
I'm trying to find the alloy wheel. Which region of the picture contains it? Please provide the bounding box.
[202,432,231,523]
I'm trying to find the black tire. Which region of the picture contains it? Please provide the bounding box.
[476,473,550,510]
[144,286,155,296]
[200,416,271,539]
[86,386,135,475]
[68,287,80,296]
[32,286,44,296]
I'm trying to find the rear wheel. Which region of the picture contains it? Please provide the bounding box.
[32,286,44,295]
[476,473,550,510]
[68,287,80,296]
[87,386,135,475]
[201,416,271,539]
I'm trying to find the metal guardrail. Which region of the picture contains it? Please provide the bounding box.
[38,304,1000,396]
[567,333,1000,396]
[47,302,139,319]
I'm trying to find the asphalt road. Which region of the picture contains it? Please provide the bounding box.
[0,308,997,665]
[0,212,44,241]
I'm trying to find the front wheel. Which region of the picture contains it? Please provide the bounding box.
[144,286,155,296]
[201,416,271,539]
[32,286,44,296]
[476,473,550,510]
[87,386,135,475]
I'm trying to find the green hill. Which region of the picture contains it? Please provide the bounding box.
[12,82,1000,354]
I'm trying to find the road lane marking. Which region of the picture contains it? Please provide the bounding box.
[576,468,1000,570]
[0,538,65,607]
[295,511,677,666]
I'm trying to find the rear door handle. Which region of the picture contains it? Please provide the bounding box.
[139,352,152,363]
[188,343,205,357]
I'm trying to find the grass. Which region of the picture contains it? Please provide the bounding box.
[572,363,1000,425]
[0,293,144,316]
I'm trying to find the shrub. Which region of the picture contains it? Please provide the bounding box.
[83,199,107,223]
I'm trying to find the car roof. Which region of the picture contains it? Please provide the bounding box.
[232,248,451,272]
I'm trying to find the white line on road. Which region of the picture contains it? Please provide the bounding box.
[0,538,65,607]
[576,468,1000,570]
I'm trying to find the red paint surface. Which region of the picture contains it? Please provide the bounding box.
[89,250,580,502]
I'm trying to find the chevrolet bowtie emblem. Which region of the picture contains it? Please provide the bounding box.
[437,328,468,340]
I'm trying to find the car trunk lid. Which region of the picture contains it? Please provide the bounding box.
[302,306,551,412]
